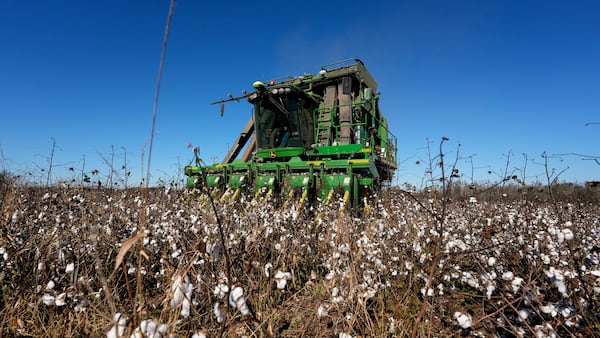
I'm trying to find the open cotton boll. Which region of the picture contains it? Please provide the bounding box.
[274,270,292,289]
[170,274,193,317]
[561,228,574,241]
[518,308,533,321]
[229,286,250,315]
[106,313,126,338]
[453,311,472,329]
[132,319,168,338]
[317,304,329,318]
[511,277,524,293]
[65,262,75,274]
[540,304,558,317]
[213,283,229,299]
[264,263,273,277]
[42,294,55,306]
[502,271,514,281]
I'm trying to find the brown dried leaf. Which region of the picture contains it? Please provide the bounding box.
[113,231,145,273]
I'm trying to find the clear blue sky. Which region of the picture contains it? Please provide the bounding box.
[1,0,599,187]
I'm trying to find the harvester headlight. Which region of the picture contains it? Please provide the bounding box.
[248,93,258,102]
[271,88,279,95]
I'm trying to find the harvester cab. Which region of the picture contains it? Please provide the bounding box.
[184,58,397,210]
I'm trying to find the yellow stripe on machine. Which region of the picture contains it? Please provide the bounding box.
[307,161,324,166]
[347,159,369,165]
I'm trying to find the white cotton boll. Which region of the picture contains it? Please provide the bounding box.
[454,311,472,329]
[511,277,524,293]
[138,319,169,338]
[590,270,600,277]
[229,286,250,315]
[170,275,185,306]
[555,280,568,297]
[54,293,67,306]
[213,283,229,299]
[46,280,55,290]
[65,263,75,274]
[561,228,574,241]
[559,305,573,318]
[213,302,224,323]
[541,254,551,264]
[42,294,55,306]
[361,287,377,298]
[339,333,353,338]
[541,304,557,317]
[420,287,433,297]
[170,274,193,317]
[317,304,328,318]
[486,284,495,299]
[106,313,127,338]
[274,271,292,290]
[332,287,339,298]
[518,308,532,321]
[437,283,444,295]
[331,286,345,304]
[502,271,514,280]
[264,263,273,277]
[487,257,496,266]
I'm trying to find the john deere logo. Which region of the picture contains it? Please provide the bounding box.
[270,151,277,158]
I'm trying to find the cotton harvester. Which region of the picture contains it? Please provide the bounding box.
[184,58,397,209]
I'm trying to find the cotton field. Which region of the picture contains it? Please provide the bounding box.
[1,185,599,337]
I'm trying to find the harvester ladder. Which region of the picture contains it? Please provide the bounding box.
[317,85,337,145]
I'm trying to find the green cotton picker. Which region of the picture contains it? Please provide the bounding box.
[184,58,397,210]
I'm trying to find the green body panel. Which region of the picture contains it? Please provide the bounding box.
[256,174,277,190]
[285,174,312,188]
[229,173,248,189]
[256,147,305,159]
